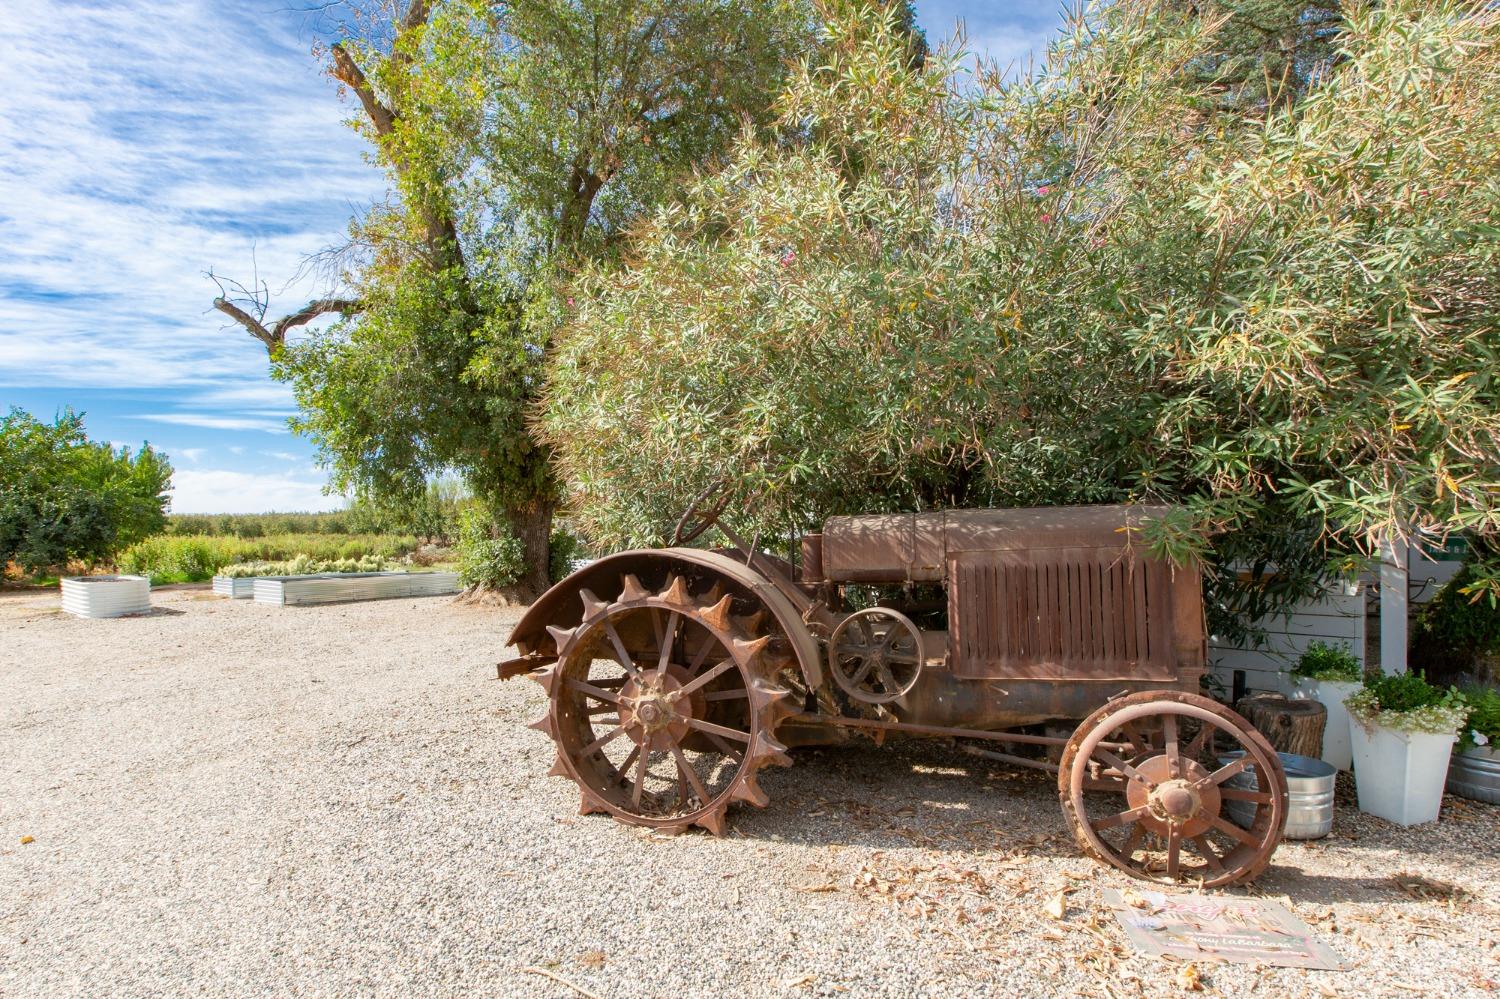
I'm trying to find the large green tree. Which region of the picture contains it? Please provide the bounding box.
[543,0,1500,633]
[213,0,815,595]
[0,409,172,574]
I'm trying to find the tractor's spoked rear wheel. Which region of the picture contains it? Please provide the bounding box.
[531,575,794,834]
[1059,691,1288,887]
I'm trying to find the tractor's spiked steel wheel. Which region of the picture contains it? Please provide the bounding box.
[1059,691,1288,887]
[530,574,796,834]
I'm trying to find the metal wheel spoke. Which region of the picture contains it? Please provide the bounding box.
[1199,756,1253,789]
[1120,721,1151,757]
[1121,823,1147,860]
[579,725,627,758]
[568,678,621,705]
[1163,714,1181,778]
[1193,835,1225,873]
[601,620,640,679]
[847,658,876,684]
[1093,804,1150,832]
[616,745,641,783]
[703,688,748,702]
[1219,787,1272,804]
[686,629,715,673]
[1207,814,1259,846]
[1166,825,1182,879]
[670,743,711,806]
[885,652,920,665]
[677,658,736,698]
[1094,747,1153,787]
[704,731,744,761]
[873,661,899,693]
[1184,722,1215,762]
[685,717,751,742]
[630,745,650,808]
[656,611,680,672]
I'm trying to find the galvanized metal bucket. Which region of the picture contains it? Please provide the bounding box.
[1447,747,1500,804]
[1222,751,1336,840]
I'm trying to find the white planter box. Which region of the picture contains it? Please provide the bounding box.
[59,575,151,619]
[1349,718,1455,825]
[1291,678,1361,772]
[212,576,257,598]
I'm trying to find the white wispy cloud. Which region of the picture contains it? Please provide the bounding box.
[134,412,291,433]
[261,450,303,462]
[175,447,208,463]
[170,467,344,514]
[0,0,381,390]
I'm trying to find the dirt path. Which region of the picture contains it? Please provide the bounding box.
[2,589,1496,997]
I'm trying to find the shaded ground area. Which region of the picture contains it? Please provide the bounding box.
[2,588,1497,998]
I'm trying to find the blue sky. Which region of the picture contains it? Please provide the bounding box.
[0,1,1058,514]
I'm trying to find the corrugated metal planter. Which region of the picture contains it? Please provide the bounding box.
[212,576,257,599]
[253,571,460,606]
[1222,751,1336,840]
[1447,746,1500,804]
[60,575,151,619]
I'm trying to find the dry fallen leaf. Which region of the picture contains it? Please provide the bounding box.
[19,836,34,845]
[1177,962,1203,991]
[1043,891,1068,921]
[575,950,606,969]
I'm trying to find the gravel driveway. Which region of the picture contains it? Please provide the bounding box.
[2,587,1497,998]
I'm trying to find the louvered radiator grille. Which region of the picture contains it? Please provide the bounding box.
[949,548,1175,680]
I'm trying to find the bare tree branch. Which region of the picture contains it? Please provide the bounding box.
[209,269,360,354]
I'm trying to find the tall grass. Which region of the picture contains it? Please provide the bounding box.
[118,533,420,583]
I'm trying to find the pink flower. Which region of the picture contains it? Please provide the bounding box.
[567,297,575,307]
[1040,213,1053,224]
[781,249,796,266]
[1037,185,1050,196]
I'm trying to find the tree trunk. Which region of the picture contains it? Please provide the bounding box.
[506,502,554,601]
[1235,692,1326,760]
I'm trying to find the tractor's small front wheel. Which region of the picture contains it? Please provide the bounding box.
[530,574,796,835]
[1058,691,1288,887]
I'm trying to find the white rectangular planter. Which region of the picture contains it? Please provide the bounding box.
[253,571,459,606]
[1349,719,1455,825]
[212,576,257,599]
[59,575,151,619]
[1291,678,1361,772]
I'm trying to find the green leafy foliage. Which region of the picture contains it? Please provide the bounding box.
[1,408,171,573]
[546,0,1500,639]
[1412,566,1500,680]
[267,0,817,592]
[455,507,524,588]
[219,555,392,578]
[165,512,353,537]
[1458,685,1500,750]
[1292,641,1362,683]
[548,528,585,584]
[118,533,419,583]
[1346,672,1469,736]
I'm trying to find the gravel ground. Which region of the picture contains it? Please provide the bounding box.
[2,587,1497,999]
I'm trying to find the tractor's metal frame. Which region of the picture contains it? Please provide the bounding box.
[501,497,1290,887]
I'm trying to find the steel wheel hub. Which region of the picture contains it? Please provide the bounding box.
[619,667,697,751]
[1125,755,1222,838]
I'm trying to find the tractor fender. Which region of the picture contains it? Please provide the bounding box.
[506,548,824,690]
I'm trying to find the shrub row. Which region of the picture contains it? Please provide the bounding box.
[118,533,420,583]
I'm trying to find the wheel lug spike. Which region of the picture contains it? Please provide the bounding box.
[544,624,575,653]
[701,593,735,632]
[546,754,569,778]
[527,711,555,736]
[730,776,770,808]
[578,587,608,620]
[694,806,728,836]
[619,574,650,602]
[578,792,607,816]
[661,575,692,607]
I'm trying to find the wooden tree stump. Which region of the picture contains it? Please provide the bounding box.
[1234,692,1327,760]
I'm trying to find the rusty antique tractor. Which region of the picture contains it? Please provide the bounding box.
[500,496,1289,886]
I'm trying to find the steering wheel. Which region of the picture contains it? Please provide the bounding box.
[671,480,734,546]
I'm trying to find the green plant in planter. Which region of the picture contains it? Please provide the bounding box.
[1292,642,1362,683]
[1346,672,1469,736]
[1459,686,1500,752]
